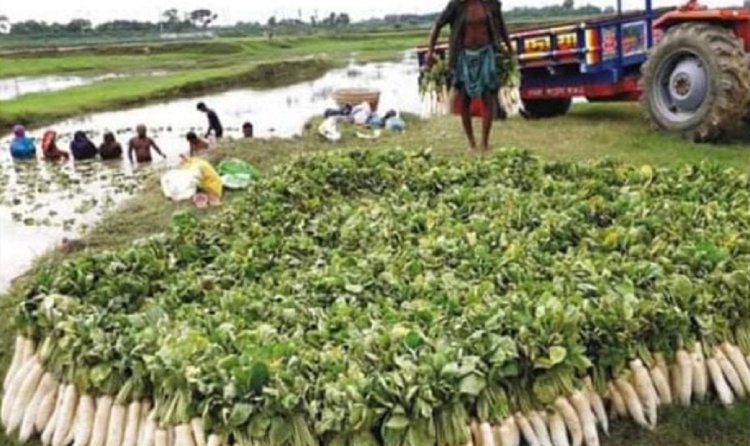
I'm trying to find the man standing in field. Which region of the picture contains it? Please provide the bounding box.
[426,0,514,154]
[197,102,224,139]
[128,125,167,164]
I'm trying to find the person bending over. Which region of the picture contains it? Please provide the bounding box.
[70,131,98,161]
[99,132,123,160]
[186,131,210,156]
[197,102,224,139]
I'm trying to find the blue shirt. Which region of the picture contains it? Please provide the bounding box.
[10,137,36,159]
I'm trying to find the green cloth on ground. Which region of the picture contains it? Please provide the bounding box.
[218,158,260,190]
[454,45,499,98]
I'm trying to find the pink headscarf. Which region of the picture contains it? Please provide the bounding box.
[13,125,25,138]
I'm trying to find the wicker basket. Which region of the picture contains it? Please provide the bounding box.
[332,88,381,111]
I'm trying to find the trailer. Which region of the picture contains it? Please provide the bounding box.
[417,0,750,142]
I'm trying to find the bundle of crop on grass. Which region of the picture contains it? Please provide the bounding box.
[2,149,750,446]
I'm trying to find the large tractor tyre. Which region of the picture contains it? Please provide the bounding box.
[641,23,750,142]
[520,98,572,119]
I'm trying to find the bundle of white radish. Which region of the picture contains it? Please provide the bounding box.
[629,360,658,428]
[569,391,599,446]
[548,411,570,446]
[675,349,693,406]
[721,343,750,394]
[19,372,58,442]
[8,356,45,434]
[553,397,583,446]
[192,417,206,446]
[614,378,650,430]
[583,379,608,437]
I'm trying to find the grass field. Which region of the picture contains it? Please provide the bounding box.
[2,103,750,446]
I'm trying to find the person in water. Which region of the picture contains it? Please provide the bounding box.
[196,102,224,139]
[426,0,514,154]
[70,131,98,161]
[242,122,254,138]
[9,125,36,160]
[99,132,123,160]
[41,130,70,162]
[128,125,166,164]
[186,132,210,156]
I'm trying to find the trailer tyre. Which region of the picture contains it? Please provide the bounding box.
[641,23,750,142]
[520,98,572,119]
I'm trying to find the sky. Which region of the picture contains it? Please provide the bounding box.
[0,0,743,25]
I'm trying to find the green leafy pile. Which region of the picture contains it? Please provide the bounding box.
[14,149,750,446]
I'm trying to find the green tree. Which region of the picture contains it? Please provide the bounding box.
[563,0,575,10]
[0,15,9,33]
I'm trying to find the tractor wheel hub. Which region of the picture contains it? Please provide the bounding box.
[667,58,707,112]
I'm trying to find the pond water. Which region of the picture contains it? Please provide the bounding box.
[0,72,168,101]
[0,56,425,293]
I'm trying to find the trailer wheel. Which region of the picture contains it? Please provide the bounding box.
[520,98,572,119]
[641,23,750,142]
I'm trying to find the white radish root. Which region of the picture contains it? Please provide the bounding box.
[614,379,651,430]
[138,401,153,446]
[528,411,553,446]
[20,372,57,442]
[41,383,66,445]
[191,417,206,446]
[676,350,693,406]
[722,343,750,394]
[52,384,79,446]
[495,421,519,446]
[155,428,169,446]
[3,336,26,390]
[548,411,570,446]
[503,416,520,446]
[649,366,672,406]
[707,357,734,406]
[714,348,746,399]
[90,396,113,446]
[582,378,608,436]
[73,394,95,446]
[630,360,658,428]
[553,397,583,446]
[470,419,481,446]
[105,403,127,446]
[141,410,157,446]
[480,422,496,446]
[570,391,599,446]
[8,358,45,434]
[122,400,142,446]
[691,352,708,402]
[606,383,627,418]
[2,354,37,428]
[514,413,540,446]
[206,434,223,446]
[175,423,197,446]
[35,382,60,432]
[654,353,669,383]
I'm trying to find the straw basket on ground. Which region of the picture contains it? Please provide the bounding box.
[332,88,381,111]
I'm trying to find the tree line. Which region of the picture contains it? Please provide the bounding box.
[0,2,619,37]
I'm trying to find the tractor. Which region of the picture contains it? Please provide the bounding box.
[418,0,750,142]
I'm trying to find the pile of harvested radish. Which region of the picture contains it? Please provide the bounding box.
[2,149,750,446]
